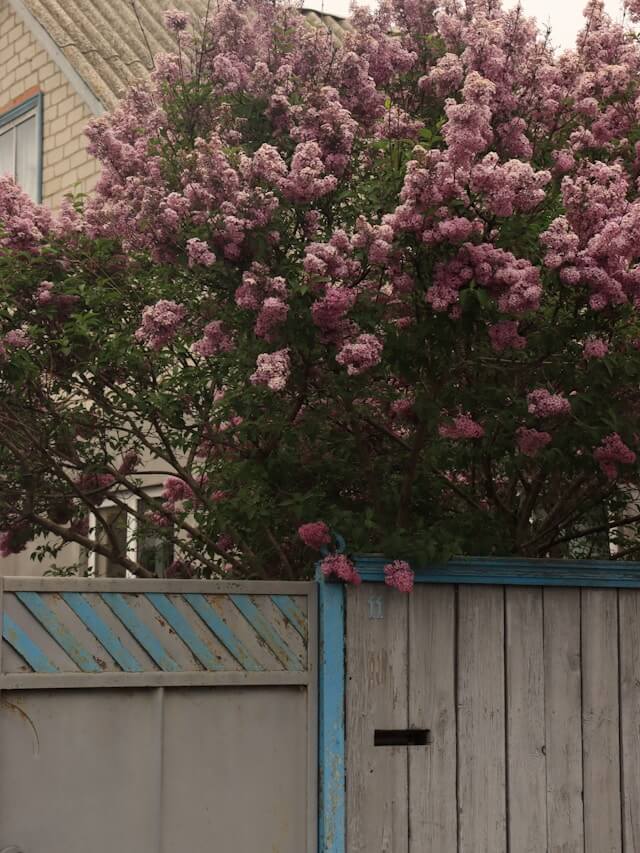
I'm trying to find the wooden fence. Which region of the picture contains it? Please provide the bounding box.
[319,556,640,853]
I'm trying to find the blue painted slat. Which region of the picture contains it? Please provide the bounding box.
[2,614,59,673]
[271,594,308,641]
[230,594,303,672]
[16,592,101,673]
[61,592,143,673]
[317,573,346,853]
[100,593,180,672]
[184,593,262,672]
[146,593,223,671]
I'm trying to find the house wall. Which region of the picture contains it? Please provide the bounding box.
[0,0,100,208]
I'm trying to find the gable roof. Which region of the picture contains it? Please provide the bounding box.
[8,0,352,114]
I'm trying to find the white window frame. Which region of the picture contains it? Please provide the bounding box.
[87,485,171,577]
[0,92,44,202]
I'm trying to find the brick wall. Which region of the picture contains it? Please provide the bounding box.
[0,1,101,208]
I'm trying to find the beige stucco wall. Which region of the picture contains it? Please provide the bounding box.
[0,0,100,209]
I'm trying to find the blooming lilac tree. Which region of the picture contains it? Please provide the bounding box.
[2,0,640,582]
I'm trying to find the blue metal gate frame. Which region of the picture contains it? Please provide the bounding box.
[317,554,640,853]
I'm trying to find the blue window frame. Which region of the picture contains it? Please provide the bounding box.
[0,92,43,202]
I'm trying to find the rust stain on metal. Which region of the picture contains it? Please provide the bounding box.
[1,698,40,756]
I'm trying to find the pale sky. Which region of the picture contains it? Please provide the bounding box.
[302,0,627,49]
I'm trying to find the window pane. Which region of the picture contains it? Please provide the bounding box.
[16,115,38,200]
[137,505,174,577]
[94,506,128,578]
[0,127,14,179]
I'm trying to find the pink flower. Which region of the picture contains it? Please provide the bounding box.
[215,534,235,553]
[3,329,31,349]
[439,414,485,440]
[298,522,331,550]
[191,321,234,357]
[488,321,526,353]
[255,297,288,341]
[250,348,290,391]
[384,560,414,593]
[135,300,186,350]
[163,8,189,31]
[162,476,194,503]
[336,333,383,375]
[311,287,356,333]
[527,389,571,418]
[186,238,216,268]
[583,337,609,359]
[320,554,362,586]
[516,427,552,457]
[594,433,636,480]
[165,560,194,579]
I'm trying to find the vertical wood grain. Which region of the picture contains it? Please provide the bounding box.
[408,585,457,853]
[582,588,621,853]
[543,587,584,853]
[506,586,547,852]
[619,590,640,853]
[457,585,507,853]
[346,584,409,853]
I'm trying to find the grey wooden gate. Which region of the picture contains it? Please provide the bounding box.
[345,581,640,853]
[0,577,317,853]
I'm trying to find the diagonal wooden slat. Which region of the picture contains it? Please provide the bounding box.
[100,593,180,672]
[184,594,262,672]
[231,595,304,672]
[2,614,59,673]
[16,592,102,673]
[61,592,143,673]
[271,594,308,641]
[146,593,223,671]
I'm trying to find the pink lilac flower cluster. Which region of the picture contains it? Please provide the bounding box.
[320,553,362,585]
[191,321,234,357]
[254,297,289,341]
[527,389,571,418]
[250,348,290,391]
[0,175,52,252]
[469,154,551,218]
[162,476,194,503]
[74,473,115,493]
[383,560,415,593]
[3,329,31,350]
[488,321,526,353]
[163,8,190,32]
[336,333,383,375]
[135,300,186,350]
[583,337,609,359]
[311,286,357,340]
[298,521,332,550]
[186,238,216,268]
[439,414,485,440]
[165,560,195,579]
[593,433,637,480]
[35,281,79,316]
[427,243,541,315]
[516,427,552,457]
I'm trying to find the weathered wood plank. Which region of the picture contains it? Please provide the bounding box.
[408,585,457,853]
[543,587,584,853]
[457,585,507,853]
[506,586,547,852]
[619,590,640,853]
[346,584,409,853]
[582,588,622,853]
